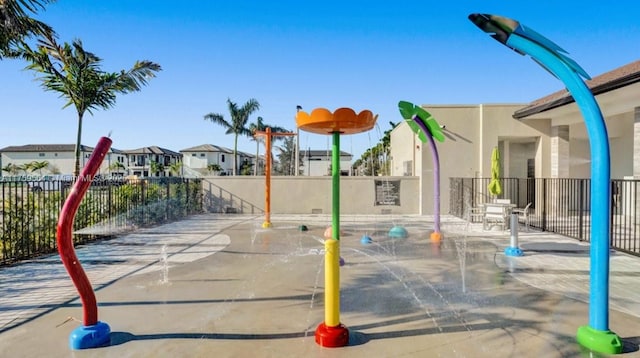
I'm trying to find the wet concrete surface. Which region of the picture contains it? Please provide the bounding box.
[1,215,640,357]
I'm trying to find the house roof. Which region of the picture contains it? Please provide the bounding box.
[123,146,182,156]
[180,144,233,153]
[180,144,258,158]
[0,144,124,153]
[303,149,352,157]
[514,60,640,119]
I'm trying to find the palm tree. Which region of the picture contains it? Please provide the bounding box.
[275,136,301,175]
[204,98,260,176]
[149,161,164,177]
[107,161,125,174]
[356,121,399,176]
[0,0,55,59]
[168,161,182,176]
[248,116,288,175]
[207,163,221,174]
[28,160,48,175]
[380,121,398,175]
[16,163,30,174]
[2,163,19,176]
[351,158,363,176]
[21,32,161,177]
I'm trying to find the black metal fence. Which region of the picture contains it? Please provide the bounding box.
[0,177,203,265]
[450,177,640,256]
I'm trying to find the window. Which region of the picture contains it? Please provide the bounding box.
[192,153,196,157]
[221,154,225,162]
[200,153,205,157]
[527,159,535,178]
[403,160,413,176]
[38,153,45,157]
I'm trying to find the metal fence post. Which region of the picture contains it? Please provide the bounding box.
[579,179,585,240]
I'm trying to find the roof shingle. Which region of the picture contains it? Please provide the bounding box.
[514,60,640,119]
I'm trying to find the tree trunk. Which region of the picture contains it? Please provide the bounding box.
[255,141,259,176]
[74,112,84,177]
[233,134,238,176]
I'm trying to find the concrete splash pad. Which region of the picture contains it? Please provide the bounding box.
[1,215,640,357]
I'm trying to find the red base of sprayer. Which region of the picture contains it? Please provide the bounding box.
[315,322,349,347]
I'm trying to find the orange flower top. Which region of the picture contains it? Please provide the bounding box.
[296,107,378,135]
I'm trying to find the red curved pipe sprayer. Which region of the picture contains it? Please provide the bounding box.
[57,136,112,349]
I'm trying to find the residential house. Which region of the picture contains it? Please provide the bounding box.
[180,144,260,176]
[102,148,128,176]
[300,149,353,176]
[0,144,127,177]
[124,146,182,177]
[390,59,640,215]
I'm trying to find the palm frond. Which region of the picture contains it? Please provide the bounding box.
[238,127,252,137]
[240,98,260,114]
[20,29,160,176]
[204,113,229,126]
[0,0,56,58]
[110,60,162,92]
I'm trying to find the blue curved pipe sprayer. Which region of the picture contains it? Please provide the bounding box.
[468,14,621,354]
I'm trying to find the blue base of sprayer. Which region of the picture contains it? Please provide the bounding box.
[360,235,373,245]
[504,247,524,257]
[69,321,111,350]
[388,226,408,239]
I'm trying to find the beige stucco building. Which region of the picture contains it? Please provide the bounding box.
[390,60,640,215]
[180,144,261,176]
[0,144,127,176]
[300,149,353,176]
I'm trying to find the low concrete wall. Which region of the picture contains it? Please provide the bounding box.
[201,176,420,215]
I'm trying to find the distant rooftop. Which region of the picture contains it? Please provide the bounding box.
[0,144,125,154]
[180,144,233,153]
[123,146,182,156]
[514,60,640,119]
[303,149,352,157]
[180,144,257,157]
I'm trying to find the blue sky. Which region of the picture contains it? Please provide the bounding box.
[2,1,638,160]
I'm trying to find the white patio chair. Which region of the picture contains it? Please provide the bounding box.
[512,202,533,231]
[483,204,509,230]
